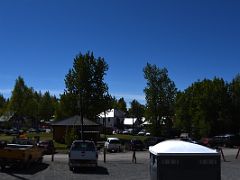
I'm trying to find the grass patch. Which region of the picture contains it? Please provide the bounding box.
[0,134,14,142]
[28,132,53,140]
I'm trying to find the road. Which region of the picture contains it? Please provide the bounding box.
[0,148,240,180]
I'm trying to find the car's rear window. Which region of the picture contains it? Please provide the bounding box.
[71,142,95,151]
[109,140,120,144]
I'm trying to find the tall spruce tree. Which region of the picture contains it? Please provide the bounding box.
[0,94,7,115]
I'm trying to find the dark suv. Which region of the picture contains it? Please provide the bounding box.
[130,139,144,151]
[38,140,55,154]
[222,134,240,148]
[144,136,165,148]
[210,134,240,148]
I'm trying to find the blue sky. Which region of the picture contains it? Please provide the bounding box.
[1,0,240,105]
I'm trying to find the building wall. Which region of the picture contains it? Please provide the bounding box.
[53,126,66,143]
[53,125,100,143]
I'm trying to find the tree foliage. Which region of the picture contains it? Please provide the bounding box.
[9,76,33,117]
[0,94,7,115]
[57,52,110,121]
[112,97,128,114]
[174,78,231,138]
[7,76,57,128]
[229,74,240,133]
[39,91,57,121]
[128,99,145,120]
[143,63,177,136]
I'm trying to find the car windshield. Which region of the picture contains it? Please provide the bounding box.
[72,142,95,151]
[109,140,120,144]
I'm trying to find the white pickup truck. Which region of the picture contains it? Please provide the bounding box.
[68,140,98,171]
[104,137,121,152]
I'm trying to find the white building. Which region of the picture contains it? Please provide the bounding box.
[98,109,125,129]
[123,118,137,126]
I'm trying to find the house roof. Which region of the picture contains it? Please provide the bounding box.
[51,115,100,126]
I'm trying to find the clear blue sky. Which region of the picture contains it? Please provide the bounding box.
[1,0,240,105]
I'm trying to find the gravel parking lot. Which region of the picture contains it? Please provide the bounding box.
[0,148,240,180]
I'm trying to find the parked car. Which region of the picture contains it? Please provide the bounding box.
[222,134,240,148]
[5,128,19,136]
[38,140,55,154]
[104,137,121,152]
[144,136,165,148]
[210,135,225,147]
[208,134,240,148]
[137,131,146,136]
[122,130,129,135]
[0,138,44,169]
[179,133,189,139]
[68,140,98,171]
[0,140,8,148]
[130,139,144,151]
[145,132,151,136]
[180,137,198,144]
[28,128,37,133]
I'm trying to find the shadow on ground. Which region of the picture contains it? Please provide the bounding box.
[73,166,109,175]
[1,162,49,175]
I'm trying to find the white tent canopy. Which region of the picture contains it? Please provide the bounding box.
[149,140,218,155]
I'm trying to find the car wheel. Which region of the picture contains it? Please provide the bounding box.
[69,166,74,171]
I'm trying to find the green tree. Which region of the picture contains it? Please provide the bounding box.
[57,52,110,121]
[117,97,128,114]
[0,94,7,115]
[8,77,40,128]
[8,76,29,117]
[129,99,145,120]
[174,78,231,138]
[39,91,57,121]
[229,74,240,134]
[143,63,177,136]
[174,91,192,133]
[128,99,145,131]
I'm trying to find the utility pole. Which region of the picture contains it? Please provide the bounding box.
[78,93,84,141]
[80,94,84,141]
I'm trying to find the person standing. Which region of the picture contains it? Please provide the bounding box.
[132,146,136,163]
